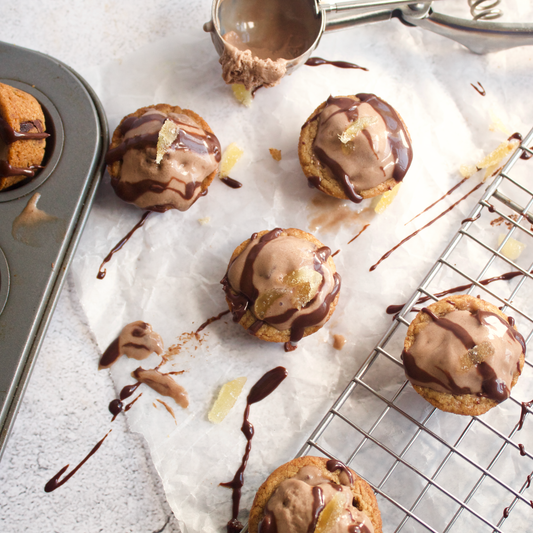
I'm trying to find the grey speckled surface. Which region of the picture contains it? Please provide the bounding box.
[0,1,213,531]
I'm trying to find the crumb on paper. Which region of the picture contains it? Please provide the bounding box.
[198,217,211,226]
[208,377,247,424]
[373,183,402,214]
[220,142,244,178]
[156,119,180,164]
[460,164,477,178]
[231,84,252,107]
[332,334,346,351]
[338,116,378,144]
[498,234,526,261]
[269,148,282,161]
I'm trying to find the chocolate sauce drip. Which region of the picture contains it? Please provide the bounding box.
[332,249,341,257]
[308,486,325,533]
[220,367,288,533]
[422,308,476,349]
[307,175,322,190]
[508,132,523,142]
[109,399,123,418]
[527,474,532,488]
[97,210,151,279]
[518,400,533,430]
[120,382,141,400]
[477,362,509,402]
[0,115,49,143]
[520,149,533,160]
[476,310,526,355]
[195,309,230,335]
[405,177,469,226]
[0,160,41,178]
[386,270,525,315]
[519,444,527,456]
[347,223,370,245]
[305,57,368,71]
[284,341,298,352]
[402,349,471,395]
[106,113,221,165]
[99,337,120,367]
[44,431,111,492]
[503,506,510,518]
[461,213,481,224]
[370,180,484,271]
[326,459,354,484]
[258,510,277,533]
[221,176,243,189]
[470,82,486,96]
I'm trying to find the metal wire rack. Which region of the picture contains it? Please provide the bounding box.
[296,127,533,533]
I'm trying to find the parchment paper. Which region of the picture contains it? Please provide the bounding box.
[71,6,533,532]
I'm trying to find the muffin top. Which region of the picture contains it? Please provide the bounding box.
[403,295,525,403]
[222,228,340,344]
[299,94,412,202]
[106,104,220,212]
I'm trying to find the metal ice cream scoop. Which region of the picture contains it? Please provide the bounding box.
[204,0,533,77]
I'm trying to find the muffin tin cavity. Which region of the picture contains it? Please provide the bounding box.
[0,247,10,317]
[0,79,64,203]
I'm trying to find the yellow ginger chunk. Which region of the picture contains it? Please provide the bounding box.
[339,116,378,144]
[208,377,247,423]
[220,142,244,178]
[477,140,519,181]
[315,492,346,533]
[460,164,477,178]
[232,84,252,107]
[489,110,511,136]
[462,341,495,370]
[156,119,180,164]
[373,183,402,214]
[284,267,322,308]
[254,289,286,320]
[498,234,526,261]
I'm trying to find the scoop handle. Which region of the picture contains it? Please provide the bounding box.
[397,8,533,54]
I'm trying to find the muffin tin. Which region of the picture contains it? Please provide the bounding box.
[0,41,108,458]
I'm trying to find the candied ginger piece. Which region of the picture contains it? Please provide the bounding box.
[498,234,526,260]
[208,377,247,424]
[489,110,511,136]
[460,164,477,178]
[315,493,345,533]
[220,142,244,178]
[269,148,282,161]
[463,341,495,370]
[477,140,519,181]
[373,183,402,214]
[254,289,286,320]
[284,267,322,308]
[338,116,378,144]
[232,84,252,107]
[156,119,180,164]
[197,217,211,226]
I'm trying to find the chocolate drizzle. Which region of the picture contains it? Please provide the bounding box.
[44,430,111,492]
[0,116,49,143]
[347,223,370,245]
[305,57,368,71]
[221,176,243,189]
[308,486,325,533]
[470,82,486,96]
[99,337,120,368]
[97,210,151,279]
[221,366,288,533]
[326,459,354,485]
[370,180,484,271]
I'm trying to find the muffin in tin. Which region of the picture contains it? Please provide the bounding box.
[249,456,382,533]
[0,82,49,191]
[106,103,221,212]
[402,294,525,416]
[221,228,341,351]
[298,94,412,204]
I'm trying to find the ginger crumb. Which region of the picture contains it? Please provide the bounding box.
[231,84,252,107]
[269,148,282,161]
[220,142,244,178]
[198,217,211,226]
[339,116,378,144]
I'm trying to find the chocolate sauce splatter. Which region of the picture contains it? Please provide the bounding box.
[195,309,230,336]
[309,486,325,533]
[518,399,533,430]
[99,337,120,368]
[386,270,524,316]
[461,213,481,224]
[44,431,112,492]
[347,223,370,245]
[332,249,341,257]
[503,506,510,518]
[371,180,484,271]
[220,176,243,189]
[519,444,527,456]
[97,210,151,279]
[305,57,368,71]
[220,366,288,533]
[470,82,486,96]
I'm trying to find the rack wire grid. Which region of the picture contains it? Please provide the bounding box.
[296,127,533,533]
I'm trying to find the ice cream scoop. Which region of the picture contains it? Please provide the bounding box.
[204,0,533,88]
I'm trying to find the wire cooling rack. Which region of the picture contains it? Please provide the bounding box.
[296,128,533,533]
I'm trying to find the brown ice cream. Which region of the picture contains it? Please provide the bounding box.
[222,228,340,346]
[99,320,164,369]
[106,104,221,212]
[132,367,189,409]
[404,303,525,403]
[258,465,374,533]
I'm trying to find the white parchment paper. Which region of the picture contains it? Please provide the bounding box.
[72,6,533,532]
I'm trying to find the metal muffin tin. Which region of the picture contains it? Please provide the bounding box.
[0,41,109,458]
